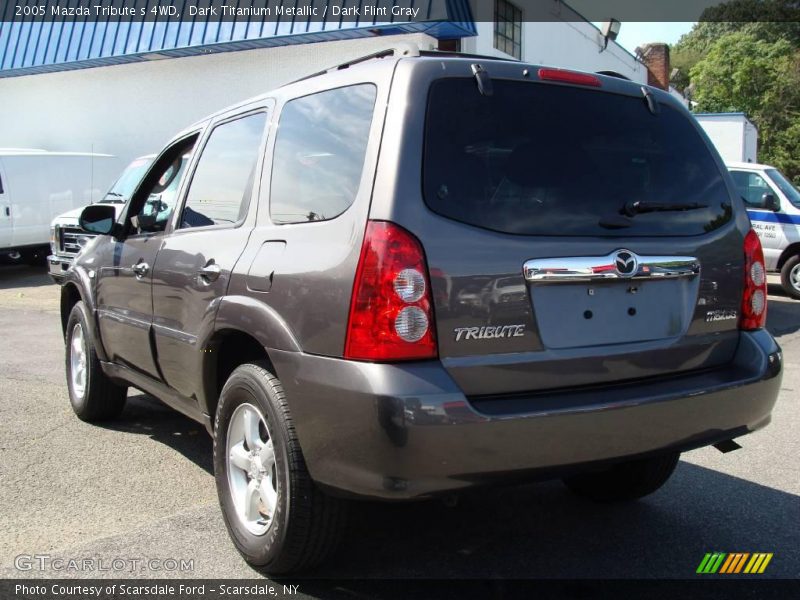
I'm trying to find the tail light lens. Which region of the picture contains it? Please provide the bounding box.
[740,229,768,330]
[345,221,437,361]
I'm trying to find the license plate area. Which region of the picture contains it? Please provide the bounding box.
[531,278,699,349]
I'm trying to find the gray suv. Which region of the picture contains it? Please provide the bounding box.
[58,47,782,574]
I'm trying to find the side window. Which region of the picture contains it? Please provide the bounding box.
[270,84,377,224]
[133,138,197,234]
[730,170,772,208]
[180,112,266,229]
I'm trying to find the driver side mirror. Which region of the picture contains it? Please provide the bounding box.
[762,192,780,212]
[79,204,117,235]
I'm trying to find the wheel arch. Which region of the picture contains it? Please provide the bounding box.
[60,266,111,361]
[60,282,83,338]
[777,243,800,270]
[201,295,302,428]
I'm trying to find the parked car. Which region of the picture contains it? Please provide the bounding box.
[0,149,118,264]
[55,46,782,574]
[48,155,155,282]
[727,161,800,299]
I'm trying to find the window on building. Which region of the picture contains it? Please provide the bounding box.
[270,84,377,224]
[180,112,266,229]
[494,0,522,60]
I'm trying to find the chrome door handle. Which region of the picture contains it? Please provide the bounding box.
[132,262,150,278]
[198,262,221,282]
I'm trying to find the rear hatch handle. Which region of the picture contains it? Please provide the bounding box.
[523,251,700,283]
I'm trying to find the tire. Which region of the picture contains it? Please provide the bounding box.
[65,301,127,421]
[563,452,680,503]
[780,254,800,300]
[214,362,347,574]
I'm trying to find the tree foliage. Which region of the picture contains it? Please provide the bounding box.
[671,0,800,182]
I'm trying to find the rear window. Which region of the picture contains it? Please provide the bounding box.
[423,79,732,237]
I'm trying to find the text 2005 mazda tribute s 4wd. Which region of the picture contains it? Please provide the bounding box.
[56,47,782,573]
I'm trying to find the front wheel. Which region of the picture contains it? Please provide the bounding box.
[563,452,680,503]
[65,301,127,421]
[780,255,800,300]
[213,362,346,574]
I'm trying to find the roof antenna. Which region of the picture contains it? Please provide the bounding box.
[471,64,493,96]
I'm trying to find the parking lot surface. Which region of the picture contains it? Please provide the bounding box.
[0,264,798,582]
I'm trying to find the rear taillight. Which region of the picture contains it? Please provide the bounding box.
[740,229,768,330]
[345,221,437,361]
[538,68,602,87]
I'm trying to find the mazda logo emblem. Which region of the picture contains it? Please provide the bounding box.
[614,250,638,277]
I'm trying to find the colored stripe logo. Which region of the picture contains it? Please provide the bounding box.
[747,209,800,226]
[697,552,773,574]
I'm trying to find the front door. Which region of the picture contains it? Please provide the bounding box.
[95,235,162,377]
[151,110,269,399]
[95,135,198,379]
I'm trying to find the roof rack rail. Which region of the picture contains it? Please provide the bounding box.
[291,42,421,85]
[417,49,516,62]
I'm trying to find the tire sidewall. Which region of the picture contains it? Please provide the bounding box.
[781,255,800,300]
[65,303,92,413]
[213,366,291,567]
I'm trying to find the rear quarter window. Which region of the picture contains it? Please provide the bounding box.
[270,84,377,224]
[423,78,732,237]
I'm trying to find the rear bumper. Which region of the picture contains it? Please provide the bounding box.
[47,254,73,283]
[270,330,782,500]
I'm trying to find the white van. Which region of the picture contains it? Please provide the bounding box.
[728,161,800,299]
[0,150,118,263]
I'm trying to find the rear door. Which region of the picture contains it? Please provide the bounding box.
[389,66,746,397]
[151,109,269,400]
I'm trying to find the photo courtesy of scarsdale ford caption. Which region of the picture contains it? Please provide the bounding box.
[13,583,300,596]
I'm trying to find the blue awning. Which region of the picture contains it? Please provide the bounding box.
[0,0,476,78]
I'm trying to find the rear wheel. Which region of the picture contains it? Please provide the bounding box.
[214,362,347,574]
[563,452,680,502]
[780,255,800,300]
[65,301,127,421]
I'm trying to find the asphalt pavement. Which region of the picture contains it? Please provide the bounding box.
[0,264,797,586]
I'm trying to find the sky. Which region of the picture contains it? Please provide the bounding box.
[613,22,697,52]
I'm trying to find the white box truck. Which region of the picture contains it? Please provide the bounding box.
[0,150,118,263]
[694,113,758,163]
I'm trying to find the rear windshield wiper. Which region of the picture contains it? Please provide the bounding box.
[599,200,709,229]
[621,200,708,217]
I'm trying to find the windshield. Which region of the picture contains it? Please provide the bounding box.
[104,157,153,202]
[423,79,732,237]
[766,168,800,208]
